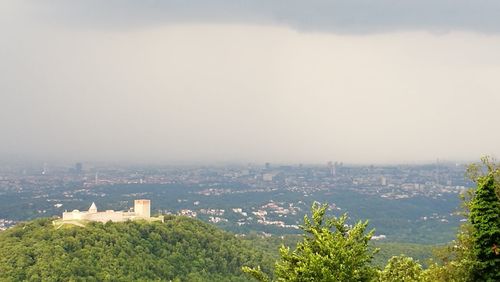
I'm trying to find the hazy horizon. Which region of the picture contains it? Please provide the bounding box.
[0,153,479,168]
[2,1,500,164]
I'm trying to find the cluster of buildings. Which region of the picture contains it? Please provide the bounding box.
[0,161,472,238]
[0,219,16,231]
[251,201,299,229]
[0,161,471,198]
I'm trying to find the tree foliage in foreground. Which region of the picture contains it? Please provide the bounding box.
[468,161,500,281]
[422,157,500,281]
[244,202,378,281]
[379,255,423,282]
[0,216,274,281]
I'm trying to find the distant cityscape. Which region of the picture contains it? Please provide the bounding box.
[0,161,472,243]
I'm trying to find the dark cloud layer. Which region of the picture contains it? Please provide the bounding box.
[33,0,500,33]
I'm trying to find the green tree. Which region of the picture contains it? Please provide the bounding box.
[244,202,377,281]
[422,223,474,282]
[379,255,423,282]
[421,186,476,281]
[468,164,500,281]
[424,157,500,281]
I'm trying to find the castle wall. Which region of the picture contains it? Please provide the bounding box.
[63,210,84,221]
[60,199,161,223]
[85,210,126,223]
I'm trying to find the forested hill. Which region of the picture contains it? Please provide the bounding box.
[0,216,274,281]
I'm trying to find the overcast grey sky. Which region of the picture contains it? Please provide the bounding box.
[1,1,500,164]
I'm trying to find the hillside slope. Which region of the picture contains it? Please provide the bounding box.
[0,216,273,281]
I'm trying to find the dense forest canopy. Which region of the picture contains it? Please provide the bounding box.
[0,216,274,281]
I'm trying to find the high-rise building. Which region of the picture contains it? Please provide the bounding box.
[75,162,83,174]
[380,176,387,186]
[327,161,336,176]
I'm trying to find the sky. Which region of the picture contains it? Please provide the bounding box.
[1,0,500,164]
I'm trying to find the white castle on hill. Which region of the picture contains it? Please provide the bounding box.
[61,199,163,223]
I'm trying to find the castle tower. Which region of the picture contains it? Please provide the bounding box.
[134,199,150,218]
[88,202,97,213]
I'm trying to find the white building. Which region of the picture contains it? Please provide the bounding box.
[263,173,274,181]
[61,199,163,223]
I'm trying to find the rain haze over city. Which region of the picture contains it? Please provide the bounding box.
[2,1,500,165]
